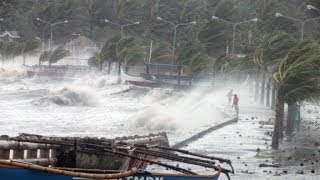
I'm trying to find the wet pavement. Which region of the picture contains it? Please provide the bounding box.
[183,92,320,179]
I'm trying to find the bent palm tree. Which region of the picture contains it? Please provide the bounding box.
[39,46,69,66]
[22,38,41,65]
[253,31,297,105]
[271,41,320,149]
[187,52,213,85]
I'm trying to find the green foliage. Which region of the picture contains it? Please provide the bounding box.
[125,44,147,65]
[188,52,213,76]
[151,41,173,63]
[39,46,69,65]
[22,38,41,55]
[273,41,320,103]
[0,42,23,59]
[254,31,297,68]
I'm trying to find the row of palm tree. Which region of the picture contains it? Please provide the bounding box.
[218,31,320,149]
[88,32,213,85]
[0,38,70,66]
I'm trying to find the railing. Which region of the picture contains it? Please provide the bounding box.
[0,139,58,166]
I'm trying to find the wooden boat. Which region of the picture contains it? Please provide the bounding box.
[0,132,169,171]
[121,64,220,90]
[0,133,234,180]
[0,160,221,180]
[23,64,99,78]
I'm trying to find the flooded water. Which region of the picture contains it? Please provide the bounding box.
[0,62,226,145]
[1,61,320,180]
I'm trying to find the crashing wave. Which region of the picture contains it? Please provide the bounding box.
[33,87,99,106]
[0,67,26,79]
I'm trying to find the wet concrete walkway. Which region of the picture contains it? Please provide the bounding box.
[183,92,320,179]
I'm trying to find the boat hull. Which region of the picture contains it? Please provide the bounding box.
[0,167,219,180]
[23,64,100,78]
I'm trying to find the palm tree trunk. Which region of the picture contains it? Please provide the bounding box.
[266,77,271,107]
[99,61,103,70]
[146,63,149,75]
[260,70,266,105]
[271,85,276,110]
[23,54,26,65]
[255,67,261,101]
[271,98,284,149]
[177,65,182,85]
[117,60,122,83]
[108,60,112,74]
[189,75,192,86]
[285,102,294,135]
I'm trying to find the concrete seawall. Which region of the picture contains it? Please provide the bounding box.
[172,117,238,149]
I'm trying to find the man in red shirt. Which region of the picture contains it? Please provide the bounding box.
[232,94,239,118]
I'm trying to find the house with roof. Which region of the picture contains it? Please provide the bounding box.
[0,31,20,42]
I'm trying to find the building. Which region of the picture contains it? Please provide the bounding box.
[0,31,20,42]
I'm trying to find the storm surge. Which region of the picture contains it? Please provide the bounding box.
[129,89,225,132]
[33,87,99,106]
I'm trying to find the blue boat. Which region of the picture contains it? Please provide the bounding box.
[0,160,221,180]
[0,133,233,180]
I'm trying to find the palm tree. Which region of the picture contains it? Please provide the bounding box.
[124,44,147,66]
[39,46,69,66]
[88,52,104,70]
[22,37,41,64]
[0,42,23,61]
[271,41,320,149]
[115,35,138,82]
[177,40,207,84]
[253,31,297,105]
[187,52,213,85]
[100,34,122,74]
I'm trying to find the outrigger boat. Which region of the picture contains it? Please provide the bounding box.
[0,133,234,180]
[121,63,221,90]
[23,64,99,78]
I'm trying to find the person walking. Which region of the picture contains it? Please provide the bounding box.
[226,89,233,105]
[232,94,239,118]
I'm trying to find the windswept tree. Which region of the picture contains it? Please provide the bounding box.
[39,46,69,66]
[253,31,297,105]
[99,34,122,74]
[88,52,103,70]
[187,52,213,85]
[177,39,208,84]
[271,41,320,149]
[22,37,41,64]
[0,42,23,61]
[115,35,138,82]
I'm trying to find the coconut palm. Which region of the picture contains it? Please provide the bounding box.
[115,35,138,82]
[271,41,320,149]
[88,52,103,70]
[100,34,122,74]
[124,44,147,66]
[253,31,297,105]
[187,52,213,85]
[177,39,207,84]
[0,42,23,60]
[22,37,41,64]
[150,41,174,64]
[39,46,69,66]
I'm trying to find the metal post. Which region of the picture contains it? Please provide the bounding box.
[172,25,177,64]
[50,25,53,50]
[232,24,236,54]
[301,22,305,41]
[148,40,153,63]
